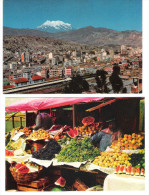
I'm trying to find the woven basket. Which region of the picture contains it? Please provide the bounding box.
[10,163,43,184]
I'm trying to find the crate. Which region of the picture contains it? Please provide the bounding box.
[17,177,52,191]
[73,179,88,191]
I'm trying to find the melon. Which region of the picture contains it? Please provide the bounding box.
[131,167,135,175]
[119,166,124,174]
[135,167,140,176]
[67,129,77,138]
[73,128,78,136]
[17,165,29,173]
[51,187,64,191]
[82,116,95,126]
[15,164,24,171]
[115,165,120,174]
[55,176,66,187]
[141,168,145,176]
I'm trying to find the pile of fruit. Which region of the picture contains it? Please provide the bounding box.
[115,165,145,176]
[32,139,61,160]
[57,137,100,162]
[76,116,99,136]
[93,150,131,168]
[29,129,50,140]
[19,127,32,136]
[111,133,144,150]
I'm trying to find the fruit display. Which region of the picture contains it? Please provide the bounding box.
[111,133,144,150]
[93,150,131,168]
[58,136,71,146]
[115,165,145,176]
[76,122,99,136]
[29,129,51,140]
[57,137,100,162]
[32,139,61,160]
[19,127,32,136]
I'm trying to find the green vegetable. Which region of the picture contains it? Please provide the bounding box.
[57,137,100,162]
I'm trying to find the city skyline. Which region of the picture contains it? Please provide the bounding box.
[3,0,142,31]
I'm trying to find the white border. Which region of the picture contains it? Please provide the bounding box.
[1,0,149,195]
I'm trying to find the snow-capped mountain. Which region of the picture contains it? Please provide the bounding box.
[36,20,74,33]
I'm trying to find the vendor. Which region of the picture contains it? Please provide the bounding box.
[33,109,53,130]
[91,119,121,152]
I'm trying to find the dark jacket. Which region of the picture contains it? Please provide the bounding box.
[91,131,112,152]
[33,113,53,130]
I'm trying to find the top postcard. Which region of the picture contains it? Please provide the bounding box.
[3,0,142,94]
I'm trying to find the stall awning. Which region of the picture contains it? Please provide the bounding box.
[5,98,103,113]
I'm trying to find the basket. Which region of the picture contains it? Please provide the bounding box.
[9,162,43,184]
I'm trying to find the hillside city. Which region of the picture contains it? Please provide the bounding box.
[3,34,142,94]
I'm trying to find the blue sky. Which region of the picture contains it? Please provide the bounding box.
[3,0,142,31]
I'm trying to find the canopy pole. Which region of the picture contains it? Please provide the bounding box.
[26,111,27,127]
[72,104,75,129]
[12,115,15,128]
[20,117,23,128]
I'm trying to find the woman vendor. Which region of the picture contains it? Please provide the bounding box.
[91,119,121,152]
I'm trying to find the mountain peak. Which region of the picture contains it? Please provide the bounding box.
[36,20,74,33]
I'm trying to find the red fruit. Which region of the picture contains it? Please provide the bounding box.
[82,116,95,126]
[55,177,66,187]
[131,167,135,175]
[127,166,132,175]
[119,166,124,174]
[73,128,78,136]
[123,167,127,174]
[17,165,29,173]
[5,149,14,156]
[15,164,24,171]
[67,129,77,138]
[135,167,140,176]
[115,166,120,174]
[141,168,145,176]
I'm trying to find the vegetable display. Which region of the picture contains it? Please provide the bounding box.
[57,137,100,162]
[58,136,71,146]
[32,139,61,160]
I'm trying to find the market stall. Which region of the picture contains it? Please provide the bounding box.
[5,97,145,191]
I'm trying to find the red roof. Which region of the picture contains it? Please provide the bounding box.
[32,75,45,81]
[14,78,29,84]
[3,85,15,89]
[104,67,113,72]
